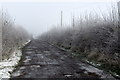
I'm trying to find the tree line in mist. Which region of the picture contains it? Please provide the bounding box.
[38,3,120,75]
[0,11,30,60]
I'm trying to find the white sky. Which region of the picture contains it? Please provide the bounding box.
[0,0,118,3]
[0,0,119,36]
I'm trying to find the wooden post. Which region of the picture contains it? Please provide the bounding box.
[61,11,63,27]
[118,2,120,24]
[72,15,75,28]
[0,10,3,61]
[117,1,120,54]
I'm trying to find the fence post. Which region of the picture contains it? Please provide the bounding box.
[0,11,2,61]
[117,1,120,55]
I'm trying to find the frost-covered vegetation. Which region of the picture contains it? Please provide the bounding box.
[0,10,31,79]
[0,40,31,79]
[38,3,120,76]
[0,11,30,60]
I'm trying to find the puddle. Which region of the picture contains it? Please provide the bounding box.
[43,51,51,54]
[64,74,73,77]
[23,59,31,63]
[30,65,41,68]
[19,67,26,70]
[25,56,31,59]
[11,70,21,77]
[26,51,34,54]
[26,49,33,51]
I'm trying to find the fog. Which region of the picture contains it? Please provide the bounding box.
[0,1,116,36]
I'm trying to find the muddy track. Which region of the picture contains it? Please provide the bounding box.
[10,40,115,79]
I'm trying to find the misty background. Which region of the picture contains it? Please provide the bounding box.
[0,1,115,37]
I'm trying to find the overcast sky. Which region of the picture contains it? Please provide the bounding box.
[0,0,118,36]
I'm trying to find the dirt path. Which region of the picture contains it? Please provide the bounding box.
[10,40,115,79]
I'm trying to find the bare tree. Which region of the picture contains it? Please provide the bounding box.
[1,10,30,60]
